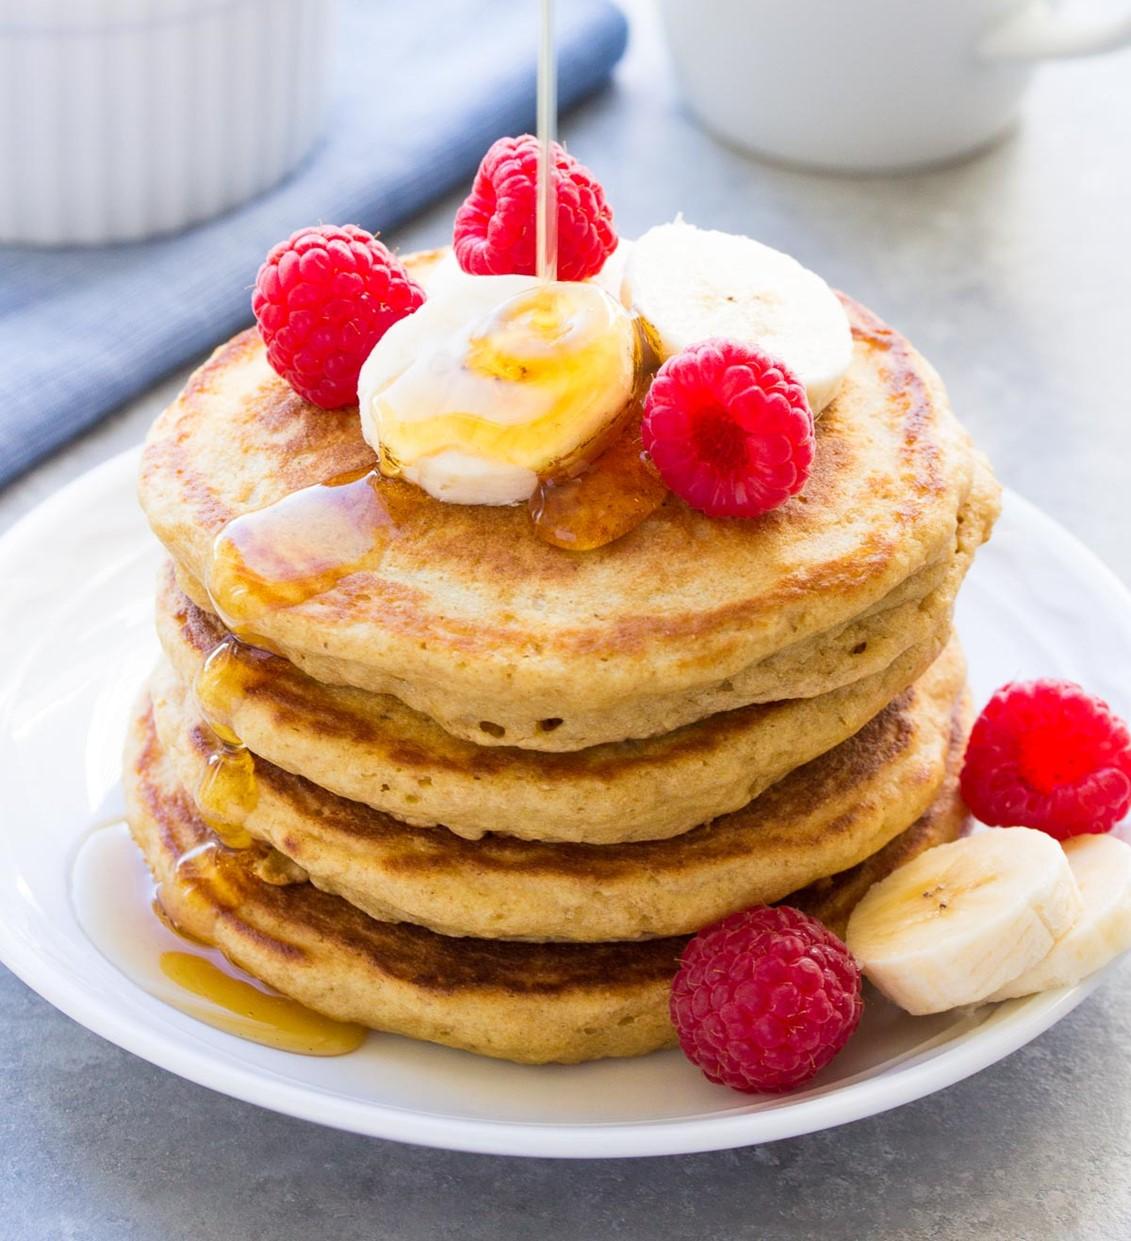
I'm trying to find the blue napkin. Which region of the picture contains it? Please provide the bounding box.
[0,0,628,487]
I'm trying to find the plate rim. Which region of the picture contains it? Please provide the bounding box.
[1,445,1129,1159]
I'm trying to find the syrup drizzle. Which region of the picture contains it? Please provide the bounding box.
[536,0,558,282]
[158,952,366,1056]
[207,468,401,636]
[73,822,365,1057]
[198,0,662,636]
[196,744,256,849]
[193,638,261,847]
[530,412,667,550]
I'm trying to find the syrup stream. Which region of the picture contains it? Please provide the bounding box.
[535,0,558,281]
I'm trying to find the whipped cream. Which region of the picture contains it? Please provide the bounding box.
[357,270,639,505]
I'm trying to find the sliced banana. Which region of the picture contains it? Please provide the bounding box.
[622,219,853,413]
[988,834,1131,1001]
[845,828,1083,1016]
[357,276,639,505]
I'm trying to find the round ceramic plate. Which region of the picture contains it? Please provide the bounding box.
[1,448,1129,1159]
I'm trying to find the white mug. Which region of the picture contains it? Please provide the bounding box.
[657,0,1131,172]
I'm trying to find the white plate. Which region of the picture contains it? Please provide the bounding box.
[1,447,1130,1160]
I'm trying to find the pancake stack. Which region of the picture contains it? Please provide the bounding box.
[127,250,1000,1064]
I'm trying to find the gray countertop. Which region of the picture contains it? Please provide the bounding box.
[3,6,1131,1239]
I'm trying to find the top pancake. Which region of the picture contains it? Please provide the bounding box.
[140,249,994,749]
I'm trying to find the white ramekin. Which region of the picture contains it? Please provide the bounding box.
[0,0,336,245]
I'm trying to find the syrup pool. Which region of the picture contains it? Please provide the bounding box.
[529,412,668,550]
[206,467,401,637]
[71,822,367,1056]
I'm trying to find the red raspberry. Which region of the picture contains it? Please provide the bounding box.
[961,680,1131,839]
[641,340,815,519]
[452,135,617,282]
[252,224,425,409]
[670,905,862,1093]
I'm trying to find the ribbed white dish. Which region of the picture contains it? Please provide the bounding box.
[0,0,335,245]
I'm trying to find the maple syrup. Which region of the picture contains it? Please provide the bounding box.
[536,0,558,282]
[73,822,366,1057]
[191,636,262,846]
[206,467,405,634]
[194,635,249,740]
[530,413,667,550]
[374,282,643,484]
[196,745,256,849]
[159,952,366,1056]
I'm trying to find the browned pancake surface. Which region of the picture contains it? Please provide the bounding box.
[151,639,967,941]
[125,693,968,1062]
[139,251,997,748]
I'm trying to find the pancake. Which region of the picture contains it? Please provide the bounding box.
[158,563,967,843]
[791,710,970,939]
[139,249,999,750]
[164,452,994,769]
[170,539,963,751]
[125,696,968,1064]
[150,639,967,940]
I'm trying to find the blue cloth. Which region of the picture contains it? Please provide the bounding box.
[0,0,627,486]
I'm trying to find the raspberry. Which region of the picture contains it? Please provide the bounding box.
[452,135,617,282]
[961,680,1131,839]
[252,224,425,409]
[641,339,814,519]
[670,905,862,1093]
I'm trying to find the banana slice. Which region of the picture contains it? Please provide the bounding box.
[622,220,853,413]
[988,834,1131,1001]
[357,276,639,505]
[845,828,1082,1016]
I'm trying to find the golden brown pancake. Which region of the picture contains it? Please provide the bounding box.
[157,564,966,843]
[151,641,967,940]
[139,249,999,750]
[125,695,968,1064]
[791,710,971,939]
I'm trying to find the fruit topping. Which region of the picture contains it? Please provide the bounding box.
[357,276,641,505]
[253,225,425,410]
[670,905,863,1093]
[960,680,1131,839]
[453,135,617,282]
[845,828,1082,1015]
[641,339,814,519]
[988,834,1131,1001]
[624,220,853,413]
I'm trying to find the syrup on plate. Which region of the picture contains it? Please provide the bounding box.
[72,822,366,1056]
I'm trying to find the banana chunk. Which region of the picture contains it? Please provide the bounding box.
[988,834,1131,1001]
[623,220,853,413]
[845,828,1082,1016]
